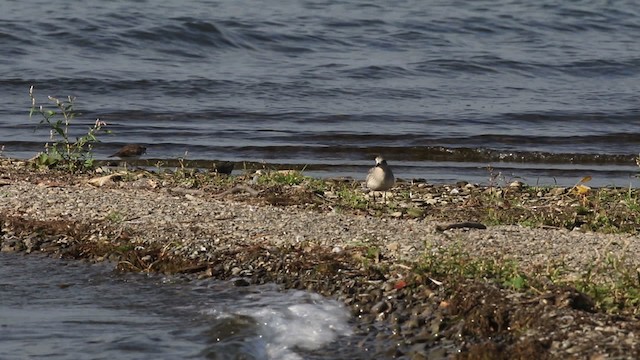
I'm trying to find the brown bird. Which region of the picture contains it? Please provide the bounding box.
[109,144,147,162]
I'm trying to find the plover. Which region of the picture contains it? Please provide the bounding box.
[366,156,395,202]
[109,144,146,167]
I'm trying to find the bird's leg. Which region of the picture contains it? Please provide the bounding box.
[368,190,377,206]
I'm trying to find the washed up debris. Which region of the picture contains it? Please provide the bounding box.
[87,172,125,187]
[214,184,260,198]
[435,221,487,232]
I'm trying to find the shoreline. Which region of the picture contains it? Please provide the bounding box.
[1,159,639,358]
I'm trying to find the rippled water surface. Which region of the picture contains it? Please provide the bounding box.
[1,0,640,186]
[0,253,370,359]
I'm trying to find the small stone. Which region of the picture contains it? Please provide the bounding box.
[390,211,403,218]
[1,239,24,253]
[371,300,389,314]
[233,278,251,287]
[402,314,421,330]
[324,191,338,199]
[386,242,399,252]
[23,235,42,253]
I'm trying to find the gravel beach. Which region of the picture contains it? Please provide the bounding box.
[1,160,639,359]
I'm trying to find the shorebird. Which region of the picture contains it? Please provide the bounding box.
[366,156,395,202]
[109,144,146,168]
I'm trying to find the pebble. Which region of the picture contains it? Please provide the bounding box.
[0,162,638,358]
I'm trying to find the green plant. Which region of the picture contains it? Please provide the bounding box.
[336,186,368,209]
[176,151,189,172]
[419,244,528,291]
[105,211,125,223]
[365,245,381,260]
[419,240,640,315]
[623,188,640,213]
[257,170,307,186]
[303,177,326,193]
[29,86,109,171]
[572,250,640,314]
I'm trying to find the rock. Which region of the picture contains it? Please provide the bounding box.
[371,300,389,314]
[1,239,25,252]
[386,242,399,252]
[23,235,42,253]
[233,278,251,287]
[549,187,567,196]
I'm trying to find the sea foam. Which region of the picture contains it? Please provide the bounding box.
[204,287,353,359]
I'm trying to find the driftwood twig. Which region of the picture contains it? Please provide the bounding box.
[435,222,487,232]
[214,185,260,198]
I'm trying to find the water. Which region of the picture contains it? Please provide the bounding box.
[0,253,369,360]
[1,0,640,187]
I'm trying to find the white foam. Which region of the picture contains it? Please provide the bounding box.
[205,288,353,360]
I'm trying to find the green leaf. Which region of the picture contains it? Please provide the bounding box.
[506,275,526,290]
[53,127,65,138]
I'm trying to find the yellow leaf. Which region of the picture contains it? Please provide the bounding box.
[578,176,592,184]
[574,184,591,195]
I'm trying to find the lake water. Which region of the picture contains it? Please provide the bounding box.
[2,2,637,358]
[0,0,639,186]
[0,252,374,359]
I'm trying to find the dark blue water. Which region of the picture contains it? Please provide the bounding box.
[1,0,640,186]
[0,252,369,360]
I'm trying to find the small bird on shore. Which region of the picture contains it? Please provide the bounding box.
[109,144,147,166]
[366,156,395,202]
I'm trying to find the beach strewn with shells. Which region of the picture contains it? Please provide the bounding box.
[1,159,639,359]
